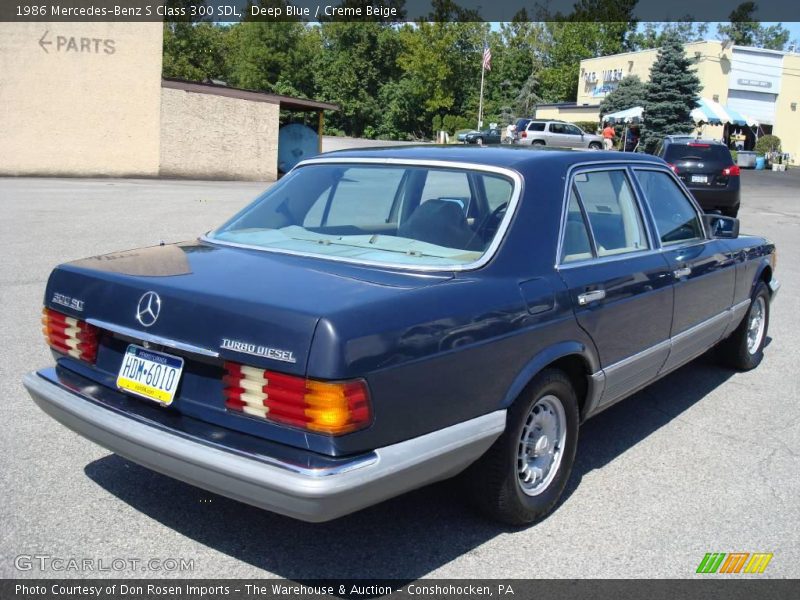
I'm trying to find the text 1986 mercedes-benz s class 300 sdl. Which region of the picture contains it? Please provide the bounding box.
[24,147,779,524]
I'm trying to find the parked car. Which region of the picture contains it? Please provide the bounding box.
[464,127,502,145]
[515,120,604,150]
[25,147,779,525]
[456,129,479,143]
[655,139,741,217]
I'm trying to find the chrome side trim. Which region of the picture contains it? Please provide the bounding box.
[670,309,731,345]
[87,319,220,358]
[204,157,524,273]
[603,338,671,377]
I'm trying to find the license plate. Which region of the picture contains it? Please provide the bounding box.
[691,174,708,184]
[117,345,184,406]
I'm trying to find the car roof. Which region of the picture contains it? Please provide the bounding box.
[305,145,666,170]
[666,138,723,146]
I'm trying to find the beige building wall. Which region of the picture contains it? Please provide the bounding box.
[159,87,279,181]
[0,22,162,177]
[774,53,800,164]
[534,105,601,125]
[578,41,729,107]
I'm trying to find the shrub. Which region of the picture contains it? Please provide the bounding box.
[755,134,781,155]
[573,121,600,134]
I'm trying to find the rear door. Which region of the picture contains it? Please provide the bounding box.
[558,167,674,407]
[547,122,570,147]
[632,167,736,372]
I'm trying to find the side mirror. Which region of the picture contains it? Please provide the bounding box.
[703,213,739,239]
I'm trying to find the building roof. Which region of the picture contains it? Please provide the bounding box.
[162,78,339,112]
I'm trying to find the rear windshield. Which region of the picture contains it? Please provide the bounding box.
[209,163,517,269]
[664,144,733,162]
[515,118,531,130]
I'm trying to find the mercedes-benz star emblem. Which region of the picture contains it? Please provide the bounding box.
[136,291,161,327]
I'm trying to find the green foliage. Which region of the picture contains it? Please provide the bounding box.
[717,2,791,50]
[640,35,702,153]
[755,135,781,155]
[598,75,646,117]
[630,21,709,50]
[573,121,600,133]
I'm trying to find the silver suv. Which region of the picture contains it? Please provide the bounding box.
[515,120,604,150]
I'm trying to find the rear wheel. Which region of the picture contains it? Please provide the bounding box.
[722,206,739,218]
[532,140,545,147]
[718,281,770,370]
[588,142,602,150]
[476,137,484,146]
[465,369,579,525]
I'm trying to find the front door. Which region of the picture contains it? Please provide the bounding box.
[631,168,736,372]
[558,167,674,407]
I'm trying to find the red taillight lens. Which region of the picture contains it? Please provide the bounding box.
[521,131,527,138]
[42,307,99,363]
[723,165,741,176]
[667,163,679,173]
[223,361,372,435]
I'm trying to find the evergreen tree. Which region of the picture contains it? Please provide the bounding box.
[598,75,646,116]
[640,35,701,153]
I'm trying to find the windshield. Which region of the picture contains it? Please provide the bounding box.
[209,163,518,269]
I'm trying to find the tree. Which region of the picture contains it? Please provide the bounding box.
[598,75,646,116]
[717,2,791,50]
[162,22,229,81]
[630,21,709,50]
[640,35,701,153]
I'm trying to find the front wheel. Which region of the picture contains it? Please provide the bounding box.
[718,281,770,370]
[464,369,579,525]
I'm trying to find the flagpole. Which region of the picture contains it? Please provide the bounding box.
[478,61,485,130]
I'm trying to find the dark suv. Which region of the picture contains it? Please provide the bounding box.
[655,139,741,217]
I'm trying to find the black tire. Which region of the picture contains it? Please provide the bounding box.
[718,281,770,370]
[588,142,602,150]
[722,206,739,218]
[532,140,545,147]
[464,369,579,525]
[476,137,484,146]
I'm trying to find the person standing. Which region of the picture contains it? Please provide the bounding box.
[602,122,616,150]
[505,123,515,144]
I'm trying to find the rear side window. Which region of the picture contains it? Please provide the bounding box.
[634,170,705,245]
[527,122,546,132]
[573,170,649,257]
[663,144,733,162]
[561,188,593,263]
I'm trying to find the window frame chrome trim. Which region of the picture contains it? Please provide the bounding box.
[202,157,524,274]
[87,319,220,358]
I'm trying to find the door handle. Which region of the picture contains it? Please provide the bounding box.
[577,289,606,306]
[673,266,692,279]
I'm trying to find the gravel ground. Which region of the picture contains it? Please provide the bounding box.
[0,166,797,580]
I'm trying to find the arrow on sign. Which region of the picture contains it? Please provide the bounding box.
[39,30,52,53]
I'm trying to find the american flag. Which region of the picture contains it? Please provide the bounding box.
[482,44,492,71]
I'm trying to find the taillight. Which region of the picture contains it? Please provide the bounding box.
[42,307,99,363]
[667,163,679,173]
[722,165,741,176]
[688,142,710,147]
[223,361,371,435]
[521,131,527,138]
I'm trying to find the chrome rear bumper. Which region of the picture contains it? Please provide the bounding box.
[24,368,505,522]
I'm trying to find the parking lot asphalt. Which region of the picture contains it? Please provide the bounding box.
[1,167,798,580]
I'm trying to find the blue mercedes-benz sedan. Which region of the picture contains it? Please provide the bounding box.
[24,147,779,524]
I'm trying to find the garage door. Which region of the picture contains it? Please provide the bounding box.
[726,90,777,126]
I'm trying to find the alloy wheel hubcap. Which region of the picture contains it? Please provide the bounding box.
[517,395,566,496]
[747,296,766,355]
